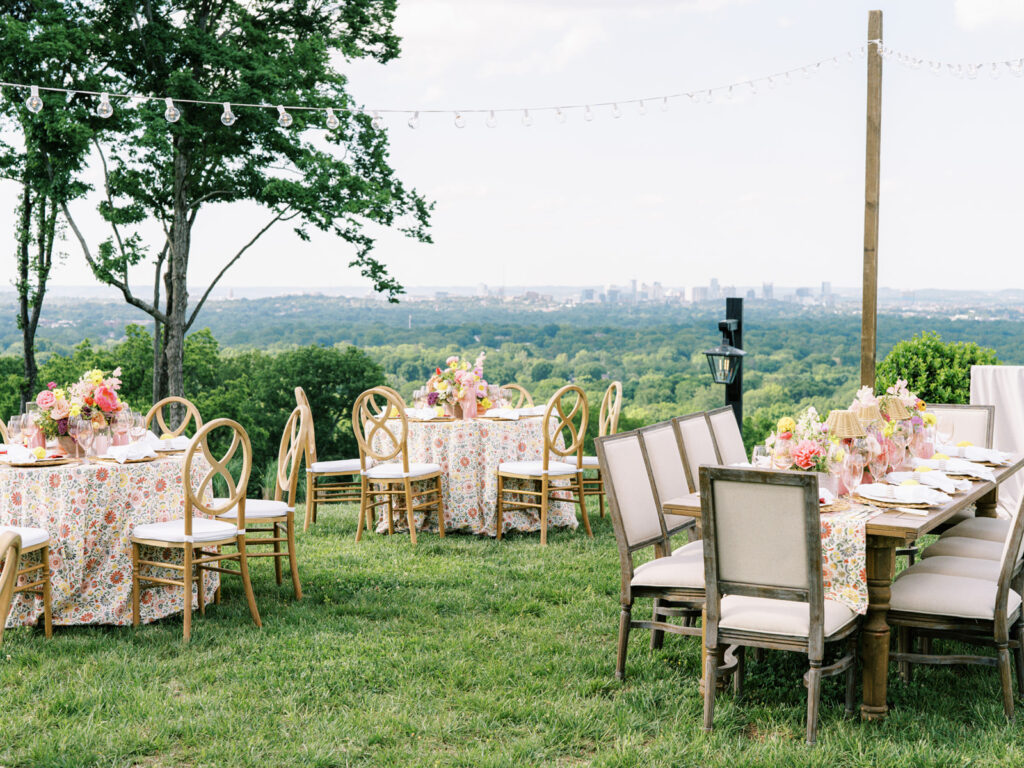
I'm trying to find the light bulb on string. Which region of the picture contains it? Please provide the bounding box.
[611,103,621,119]
[726,85,734,100]
[66,90,76,103]
[164,97,181,123]
[967,63,979,79]
[703,89,713,103]
[930,61,943,76]
[454,112,466,128]
[660,97,669,112]
[990,63,1001,79]
[521,109,532,127]
[371,111,383,130]
[326,108,340,130]
[832,56,840,68]
[25,85,43,114]
[584,105,594,121]
[637,100,646,116]
[221,102,237,126]
[556,108,566,123]
[407,111,419,129]
[801,66,810,78]
[486,110,496,128]
[687,92,698,103]
[748,81,757,95]
[1011,59,1024,77]
[277,105,293,128]
[96,93,113,118]
[767,76,775,89]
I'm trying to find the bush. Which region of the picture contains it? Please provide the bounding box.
[876,331,999,404]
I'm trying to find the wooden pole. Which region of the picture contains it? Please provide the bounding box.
[860,10,883,387]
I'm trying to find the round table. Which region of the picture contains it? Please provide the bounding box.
[373,417,578,537]
[1,455,218,627]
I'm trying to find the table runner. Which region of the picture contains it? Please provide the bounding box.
[820,506,883,615]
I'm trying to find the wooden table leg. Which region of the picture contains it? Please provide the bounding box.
[861,535,896,720]
[976,486,998,518]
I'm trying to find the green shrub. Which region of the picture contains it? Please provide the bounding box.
[876,331,999,404]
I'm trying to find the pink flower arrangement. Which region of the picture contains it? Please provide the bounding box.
[424,352,493,411]
[30,367,126,439]
[792,440,824,471]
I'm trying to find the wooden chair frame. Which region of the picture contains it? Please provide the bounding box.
[500,383,534,409]
[705,406,748,465]
[673,411,721,493]
[889,489,1024,719]
[0,419,9,444]
[218,405,306,599]
[296,387,362,532]
[353,387,444,546]
[496,384,590,545]
[145,396,203,437]
[580,381,623,518]
[0,531,22,646]
[131,418,260,642]
[700,467,859,745]
[0,529,53,641]
[596,431,703,680]
[637,420,698,541]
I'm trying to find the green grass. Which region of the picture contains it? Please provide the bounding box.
[2,508,1023,767]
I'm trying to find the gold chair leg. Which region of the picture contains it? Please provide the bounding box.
[273,522,283,585]
[182,546,193,643]
[355,481,367,542]
[386,486,395,535]
[404,479,417,546]
[287,515,302,600]
[131,543,141,628]
[303,476,314,532]
[540,477,550,546]
[597,470,606,518]
[41,545,52,638]
[237,537,262,629]
[576,472,592,538]
[435,477,446,538]
[197,556,206,616]
[496,475,505,541]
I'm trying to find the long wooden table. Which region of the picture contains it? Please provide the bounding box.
[662,454,1024,721]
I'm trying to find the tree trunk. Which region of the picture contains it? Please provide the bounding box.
[164,141,191,401]
[16,183,35,407]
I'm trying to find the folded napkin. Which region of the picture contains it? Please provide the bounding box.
[404,407,439,421]
[856,482,952,506]
[105,442,158,464]
[141,430,191,451]
[3,444,41,463]
[515,405,547,417]
[886,470,972,495]
[484,408,519,420]
[913,457,995,482]
[819,488,837,506]
[935,443,1010,465]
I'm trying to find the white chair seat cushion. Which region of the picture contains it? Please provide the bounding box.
[940,517,1010,543]
[309,458,362,474]
[922,536,1004,562]
[498,460,578,476]
[891,573,1021,620]
[898,555,1002,582]
[0,525,49,548]
[565,455,600,468]
[719,596,857,639]
[365,462,441,480]
[671,540,703,557]
[214,498,292,519]
[664,513,696,535]
[631,546,704,589]
[133,517,238,543]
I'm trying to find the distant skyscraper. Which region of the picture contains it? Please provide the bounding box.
[710,278,721,300]
[762,282,774,300]
[692,286,709,303]
[631,278,638,304]
[746,288,756,300]
[821,281,832,297]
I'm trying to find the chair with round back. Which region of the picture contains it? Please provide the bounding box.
[145,396,203,437]
[0,531,22,646]
[352,387,445,545]
[296,386,363,532]
[570,381,623,518]
[130,417,260,642]
[0,522,53,640]
[0,419,9,444]
[496,384,590,545]
[500,383,534,409]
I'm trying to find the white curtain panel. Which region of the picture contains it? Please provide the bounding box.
[971,365,1024,518]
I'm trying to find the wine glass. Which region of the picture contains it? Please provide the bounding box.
[6,414,24,446]
[75,419,94,462]
[112,409,131,446]
[772,438,794,470]
[751,445,771,468]
[129,412,147,443]
[935,417,955,452]
[867,446,889,485]
[841,454,867,500]
[67,418,81,459]
[890,431,909,470]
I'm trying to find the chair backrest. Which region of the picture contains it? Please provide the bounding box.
[673,411,720,493]
[352,387,409,472]
[637,420,690,505]
[501,383,534,409]
[295,386,319,465]
[0,419,8,444]
[0,530,21,647]
[543,384,588,470]
[972,366,1024,518]
[146,396,203,437]
[700,467,825,651]
[995,491,1024,639]
[184,418,252,532]
[927,403,994,449]
[275,405,309,505]
[598,381,623,437]
[706,406,747,465]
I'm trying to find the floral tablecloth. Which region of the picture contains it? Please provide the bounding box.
[1,456,218,627]
[820,506,883,615]
[371,418,577,537]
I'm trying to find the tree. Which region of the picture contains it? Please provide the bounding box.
[876,331,999,404]
[0,1,104,404]
[59,1,431,403]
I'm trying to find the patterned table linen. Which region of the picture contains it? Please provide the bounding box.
[819,507,883,615]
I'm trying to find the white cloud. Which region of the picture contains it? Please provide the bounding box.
[955,0,1024,29]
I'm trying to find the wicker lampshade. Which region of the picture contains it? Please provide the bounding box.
[879,395,912,421]
[826,409,867,439]
[857,403,883,425]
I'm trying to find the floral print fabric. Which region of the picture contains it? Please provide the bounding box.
[820,507,880,615]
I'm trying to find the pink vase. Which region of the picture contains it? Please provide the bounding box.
[112,431,130,447]
[27,427,45,449]
[460,393,478,420]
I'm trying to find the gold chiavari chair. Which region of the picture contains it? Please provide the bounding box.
[0,525,53,639]
[567,381,622,517]
[215,405,305,599]
[496,384,590,545]
[296,386,363,532]
[0,532,20,646]
[500,383,534,409]
[145,396,203,437]
[130,418,260,642]
[0,419,9,444]
[353,387,445,545]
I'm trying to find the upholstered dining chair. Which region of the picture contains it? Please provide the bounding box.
[0,524,53,639]
[353,387,445,545]
[887,488,1024,719]
[496,384,590,545]
[636,420,697,542]
[700,467,859,745]
[706,406,748,466]
[673,411,721,494]
[296,387,362,532]
[0,531,20,646]
[214,405,307,599]
[131,418,261,642]
[596,430,704,679]
[500,383,534,409]
[145,396,203,437]
[565,380,623,517]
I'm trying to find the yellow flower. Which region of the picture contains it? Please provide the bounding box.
[434,406,445,417]
[479,397,492,410]
[88,369,104,385]
[923,412,936,427]
[777,417,796,434]
[32,447,46,460]
[54,388,65,399]
[882,422,895,438]
[69,404,82,417]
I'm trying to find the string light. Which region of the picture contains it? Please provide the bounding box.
[164,97,180,123]
[454,111,466,128]
[407,111,419,129]
[370,111,383,130]
[96,93,113,118]
[556,107,566,123]
[611,102,621,118]
[277,105,293,127]
[326,107,339,130]
[521,109,532,127]
[637,100,646,115]
[25,85,43,113]
[486,110,496,128]
[584,105,594,121]
[221,102,236,126]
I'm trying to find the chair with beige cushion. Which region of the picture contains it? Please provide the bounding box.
[929,404,998,535]
[296,387,362,532]
[0,525,53,639]
[595,430,703,680]
[673,411,721,494]
[887,489,1024,719]
[500,383,534,409]
[0,531,20,646]
[706,406,748,466]
[566,381,623,517]
[637,420,697,541]
[145,396,203,437]
[700,467,858,745]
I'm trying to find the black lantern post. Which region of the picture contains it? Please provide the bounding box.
[703,297,745,427]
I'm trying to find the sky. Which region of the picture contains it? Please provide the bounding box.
[7,0,1024,294]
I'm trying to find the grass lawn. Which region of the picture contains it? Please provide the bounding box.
[2,506,1023,767]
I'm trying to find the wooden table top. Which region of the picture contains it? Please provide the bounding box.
[662,454,1024,544]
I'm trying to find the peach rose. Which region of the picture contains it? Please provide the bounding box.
[36,390,56,410]
[792,440,822,470]
[50,399,70,420]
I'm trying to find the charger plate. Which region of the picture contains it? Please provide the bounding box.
[95,455,158,464]
[5,457,75,468]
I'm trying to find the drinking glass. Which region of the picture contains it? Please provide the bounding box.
[93,427,112,457]
[751,445,771,468]
[6,414,24,446]
[891,432,909,470]
[75,419,95,462]
[112,409,131,446]
[129,413,147,443]
[67,418,81,458]
[772,438,794,470]
[867,449,889,485]
[935,418,955,450]
[841,454,866,499]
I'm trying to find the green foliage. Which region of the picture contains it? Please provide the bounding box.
[876,331,999,405]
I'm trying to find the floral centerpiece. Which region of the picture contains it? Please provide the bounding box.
[423,353,493,418]
[32,367,125,443]
[765,407,835,472]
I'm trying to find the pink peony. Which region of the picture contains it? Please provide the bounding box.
[47,381,57,390]
[36,390,56,410]
[50,399,70,420]
[792,440,822,470]
[94,385,119,413]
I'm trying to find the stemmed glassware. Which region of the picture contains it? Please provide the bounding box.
[751,445,771,468]
[112,409,132,446]
[129,413,147,443]
[935,419,955,451]
[6,414,24,446]
[73,418,95,462]
[841,453,867,500]
[867,443,890,485]
[772,438,794,470]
